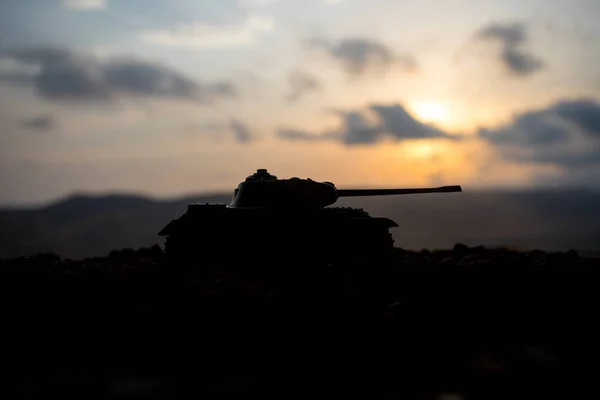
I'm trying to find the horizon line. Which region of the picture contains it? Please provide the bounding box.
[2,185,600,210]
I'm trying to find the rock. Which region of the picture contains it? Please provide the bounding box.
[452,243,470,259]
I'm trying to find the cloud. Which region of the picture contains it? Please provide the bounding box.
[21,115,56,131]
[278,129,340,142]
[476,22,543,76]
[478,98,600,167]
[140,15,275,49]
[278,103,457,145]
[285,71,320,102]
[62,0,106,11]
[0,46,235,103]
[238,0,339,5]
[237,0,285,7]
[553,99,600,135]
[230,119,253,143]
[307,37,417,77]
[191,119,254,143]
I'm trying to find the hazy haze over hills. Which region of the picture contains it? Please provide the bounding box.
[1,189,599,259]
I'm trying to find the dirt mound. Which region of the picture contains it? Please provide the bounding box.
[2,244,599,398]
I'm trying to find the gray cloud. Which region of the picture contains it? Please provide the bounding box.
[307,37,417,77]
[0,46,235,103]
[184,119,254,143]
[62,0,106,11]
[478,110,569,146]
[370,104,450,139]
[285,71,320,102]
[21,114,56,131]
[476,22,544,76]
[553,99,600,136]
[229,119,253,143]
[278,103,457,145]
[478,98,600,167]
[278,129,339,142]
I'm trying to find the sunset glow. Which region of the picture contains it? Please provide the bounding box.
[409,101,450,125]
[1,0,600,205]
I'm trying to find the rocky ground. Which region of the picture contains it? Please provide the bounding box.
[2,244,599,399]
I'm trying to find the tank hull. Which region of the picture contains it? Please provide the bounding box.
[159,204,397,267]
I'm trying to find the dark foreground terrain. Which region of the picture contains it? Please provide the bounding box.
[2,245,600,398]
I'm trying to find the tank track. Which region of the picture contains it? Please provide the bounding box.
[164,225,395,269]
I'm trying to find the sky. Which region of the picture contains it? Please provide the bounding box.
[2,0,600,205]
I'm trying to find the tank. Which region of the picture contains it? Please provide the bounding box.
[158,169,462,266]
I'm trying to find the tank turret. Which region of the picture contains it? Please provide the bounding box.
[158,169,462,268]
[229,168,461,208]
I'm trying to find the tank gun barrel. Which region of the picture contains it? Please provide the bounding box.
[337,185,462,197]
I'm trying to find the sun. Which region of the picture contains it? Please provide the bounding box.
[409,101,450,125]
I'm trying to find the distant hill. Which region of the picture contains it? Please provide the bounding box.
[1,190,599,259]
[0,193,230,259]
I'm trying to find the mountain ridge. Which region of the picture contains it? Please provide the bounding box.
[2,189,600,259]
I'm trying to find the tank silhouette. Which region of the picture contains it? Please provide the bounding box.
[158,169,462,265]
